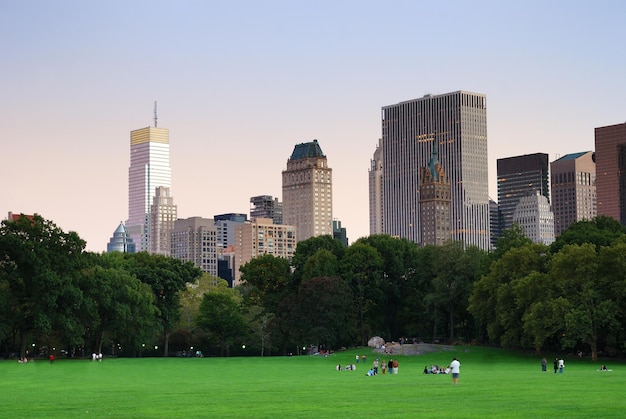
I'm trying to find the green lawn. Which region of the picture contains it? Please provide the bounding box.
[1,346,624,418]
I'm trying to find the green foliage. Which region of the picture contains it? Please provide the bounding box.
[196,291,246,356]
[550,216,626,254]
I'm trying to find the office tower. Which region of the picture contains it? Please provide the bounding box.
[550,151,596,236]
[332,219,348,247]
[234,218,296,286]
[217,247,236,287]
[497,153,549,234]
[368,142,383,235]
[595,122,626,224]
[489,199,500,249]
[282,139,332,242]
[250,195,283,225]
[380,91,490,249]
[126,125,172,252]
[513,191,555,245]
[106,222,136,253]
[149,186,177,255]
[419,139,451,246]
[214,213,247,250]
[170,217,217,276]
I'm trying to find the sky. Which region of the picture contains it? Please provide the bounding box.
[2,1,626,252]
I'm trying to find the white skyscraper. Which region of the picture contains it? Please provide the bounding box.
[126,126,172,252]
[513,191,555,245]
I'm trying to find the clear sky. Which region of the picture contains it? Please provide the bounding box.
[2,1,625,252]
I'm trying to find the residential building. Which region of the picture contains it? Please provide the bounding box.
[214,213,247,250]
[149,186,177,255]
[250,195,283,224]
[126,125,172,252]
[368,142,383,235]
[497,153,549,234]
[595,122,626,224]
[106,222,136,253]
[512,191,555,245]
[550,151,596,236]
[170,217,217,276]
[282,139,332,242]
[419,139,451,246]
[380,91,490,249]
[234,218,296,286]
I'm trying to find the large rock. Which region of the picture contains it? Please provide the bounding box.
[368,336,385,348]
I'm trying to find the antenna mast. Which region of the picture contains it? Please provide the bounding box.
[153,100,158,128]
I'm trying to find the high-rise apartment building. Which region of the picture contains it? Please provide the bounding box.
[419,140,451,246]
[149,186,177,255]
[513,191,555,245]
[497,153,549,234]
[126,126,172,252]
[489,199,500,249]
[595,122,626,224]
[368,142,383,235]
[250,195,283,224]
[214,213,247,250]
[170,217,217,276]
[380,91,490,249]
[550,151,596,236]
[282,139,332,242]
[234,218,296,286]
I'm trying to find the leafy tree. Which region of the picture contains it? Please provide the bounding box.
[124,253,201,356]
[0,214,87,358]
[340,242,383,345]
[492,223,532,260]
[550,216,626,254]
[291,235,345,285]
[196,291,246,356]
[301,248,339,282]
[291,276,355,350]
[239,254,293,312]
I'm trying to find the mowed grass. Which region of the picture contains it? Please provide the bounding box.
[1,346,625,418]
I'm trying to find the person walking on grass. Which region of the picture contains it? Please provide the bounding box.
[450,357,460,385]
[553,357,558,374]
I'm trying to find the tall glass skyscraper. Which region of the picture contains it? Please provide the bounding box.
[126,126,172,252]
[380,91,490,250]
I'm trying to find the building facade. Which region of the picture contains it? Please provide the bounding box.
[234,218,296,286]
[250,195,283,225]
[170,217,217,276]
[126,126,172,252]
[332,219,348,247]
[595,123,626,224]
[419,139,451,246]
[368,142,383,235]
[550,151,596,236]
[282,139,332,242]
[214,213,247,250]
[497,153,550,234]
[106,222,136,253]
[513,191,555,245]
[149,186,177,255]
[380,91,490,249]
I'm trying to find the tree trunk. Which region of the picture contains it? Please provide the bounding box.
[163,330,170,357]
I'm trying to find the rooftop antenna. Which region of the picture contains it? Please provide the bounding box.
[153,100,158,128]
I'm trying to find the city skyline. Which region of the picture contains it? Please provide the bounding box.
[3,2,625,252]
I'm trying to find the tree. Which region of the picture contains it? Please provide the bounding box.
[0,214,87,358]
[291,235,345,285]
[124,253,201,356]
[196,291,246,356]
[550,216,626,254]
[340,242,383,345]
[301,248,339,282]
[239,254,293,313]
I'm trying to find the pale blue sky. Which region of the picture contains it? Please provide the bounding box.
[2,1,625,251]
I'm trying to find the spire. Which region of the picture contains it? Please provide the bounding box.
[153,100,158,128]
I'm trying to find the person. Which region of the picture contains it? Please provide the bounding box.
[356,354,360,364]
[450,357,461,384]
[366,368,375,376]
[558,358,564,373]
[49,354,55,364]
[553,357,558,374]
[336,364,341,371]
[423,365,429,374]
[373,358,379,375]
[600,364,608,371]
[387,359,394,374]
[541,357,547,372]
[392,359,399,374]
[381,360,387,374]
[92,352,97,361]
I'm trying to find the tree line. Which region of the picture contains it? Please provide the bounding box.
[2,214,626,360]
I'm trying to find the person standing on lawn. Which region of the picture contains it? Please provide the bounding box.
[450,357,461,385]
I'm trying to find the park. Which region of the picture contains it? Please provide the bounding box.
[1,345,624,418]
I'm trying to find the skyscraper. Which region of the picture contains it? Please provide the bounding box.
[419,139,451,246]
[126,125,172,252]
[250,195,283,224]
[380,91,490,249]
[513,191,555,245]
[497,153,549,234]
[106,222,136,253]
[595,122,626,224]
[149,186,177,255]
[282,139,333,242]
[550,151,596,236]
[368,142,383,235]
[170,216,217,276]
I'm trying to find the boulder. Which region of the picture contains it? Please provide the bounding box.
[368,336,385,348]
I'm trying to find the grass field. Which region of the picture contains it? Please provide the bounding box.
[1,346,624,418]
